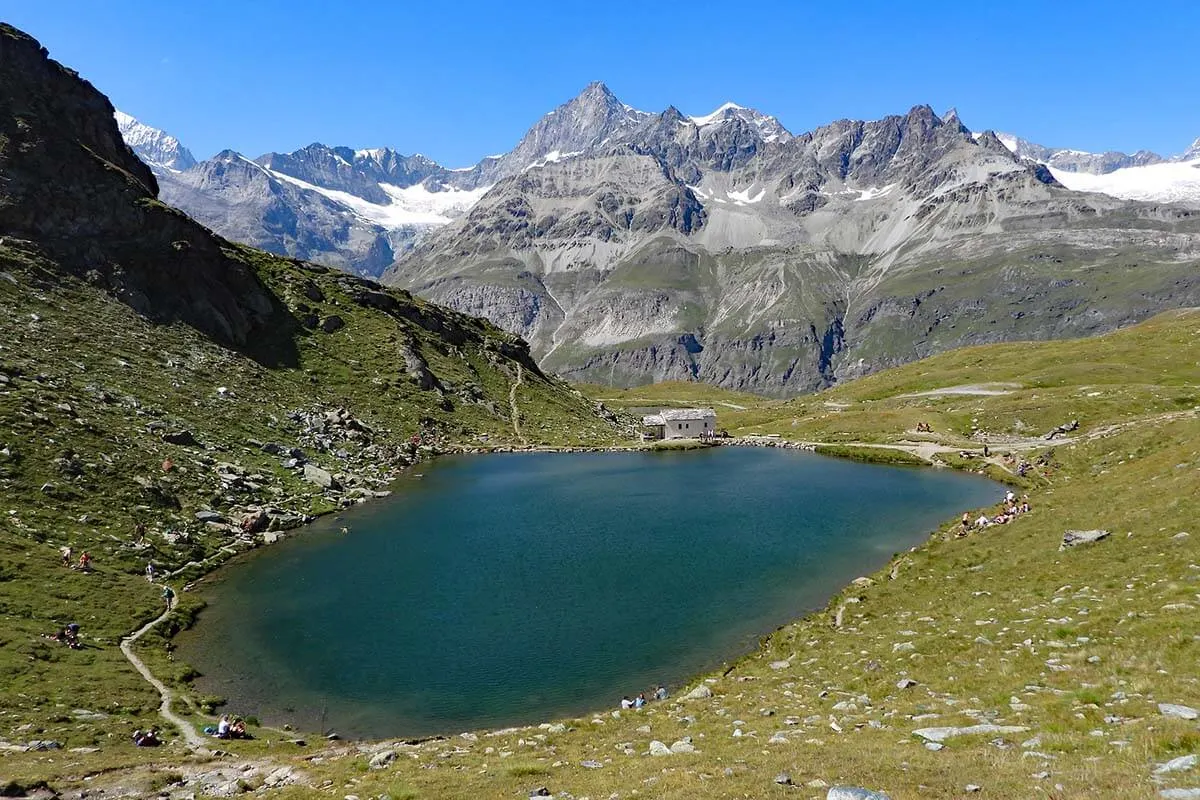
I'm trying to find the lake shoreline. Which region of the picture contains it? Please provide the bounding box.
[174,446,1003,740]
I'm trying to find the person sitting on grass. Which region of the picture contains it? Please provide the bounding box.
[230,718,249,739]
[216,714,231,739]
[133,727,161,746]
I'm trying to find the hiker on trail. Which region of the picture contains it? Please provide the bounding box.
[77,551,92,571]
[146,562,155,582]
[161,585,175,608]
[60,545,72,567]
[983,445,990,457]
[134,521,146,543]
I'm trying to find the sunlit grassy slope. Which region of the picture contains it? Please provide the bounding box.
[7,310,1194,798]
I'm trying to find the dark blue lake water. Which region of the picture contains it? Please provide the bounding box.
[178,447,1000,738]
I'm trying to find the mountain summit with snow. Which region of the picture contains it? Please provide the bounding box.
[689,102,791,143]
[114,110,196,172]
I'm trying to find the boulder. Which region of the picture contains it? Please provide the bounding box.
[683,684,713,700]
[240,509,269,534]
[1155,755,1198,774]
[320,315,345,333]
[161,429,199,446]
[1060,529,1109,549]
[1159,703,1200,720]
[194,510,226,523]
[303,463,340,490]
[367,749,396,769]
[670,739,696,754]
[648,740,671,756]
[828,788,891,800]
[913,724,1028,743]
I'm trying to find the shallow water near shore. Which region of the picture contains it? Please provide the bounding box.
[178,448,1001,738]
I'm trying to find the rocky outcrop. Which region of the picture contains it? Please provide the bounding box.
[0,25,284,351]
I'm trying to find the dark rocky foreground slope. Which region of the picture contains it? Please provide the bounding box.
[0,22,617,743]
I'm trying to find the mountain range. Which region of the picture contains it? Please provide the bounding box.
[119,86,1200,395]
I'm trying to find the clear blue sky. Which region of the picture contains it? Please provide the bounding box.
[7,1,1199,165]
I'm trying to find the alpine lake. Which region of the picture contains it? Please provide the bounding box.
[177,447,1002,739]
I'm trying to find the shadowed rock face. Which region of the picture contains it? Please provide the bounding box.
[0,24,284,353]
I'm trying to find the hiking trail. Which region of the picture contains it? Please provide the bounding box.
[120,591,210,752]
[509,364,528,446]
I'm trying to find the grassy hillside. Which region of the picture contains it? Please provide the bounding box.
[5,310,1194,798]
[0,233,619,755]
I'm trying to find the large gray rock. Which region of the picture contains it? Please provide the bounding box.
[828,788,891,800]
[303,463,340,490]
[1061,529,1110,549]
[1159,703,1200,721]
[1156,755,1198,774]
[913,724,1029,743]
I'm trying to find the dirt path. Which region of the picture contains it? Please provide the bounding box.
[793,408,1198,467]
[509,364,528,446]
[120,591,210,752]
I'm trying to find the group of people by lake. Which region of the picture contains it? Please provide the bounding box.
[206,714,251,740]
[961,489,1031,533]
[620,685,669,710]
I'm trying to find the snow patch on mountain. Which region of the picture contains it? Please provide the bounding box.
[1049,160,1200,205]
[266,167,489,227]
[690,102,746,126]
[688,102,791,143]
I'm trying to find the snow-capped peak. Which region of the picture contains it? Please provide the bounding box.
[689,102,746,126]
[1175,136,1200,162]
[688,102,791,143]
[114,110,196,172]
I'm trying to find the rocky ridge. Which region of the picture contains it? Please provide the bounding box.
[385,94,1200,395]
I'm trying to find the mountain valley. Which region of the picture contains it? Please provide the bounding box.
[118,87,1200,396]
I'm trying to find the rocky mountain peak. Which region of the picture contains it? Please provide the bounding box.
[114,110,197,172]
[689,102,792,143]
[1178,136,1200,162]
[493,82,650,177]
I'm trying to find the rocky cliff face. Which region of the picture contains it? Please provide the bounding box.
[386,97,1200,395]
[156,150,406,275]
[0,26,281,349]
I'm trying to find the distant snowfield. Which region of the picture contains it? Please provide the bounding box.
[1049,160,1200,205]
[267,168,490,228]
